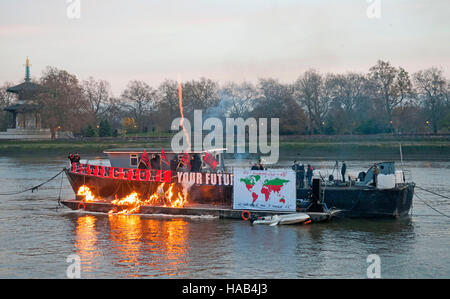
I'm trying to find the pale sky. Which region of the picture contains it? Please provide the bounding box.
[1,0,449,96]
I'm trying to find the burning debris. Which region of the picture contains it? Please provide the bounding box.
[108,183,187,215]
[109,192,141,215]
[76,184,187,215]
[77,185,100,202]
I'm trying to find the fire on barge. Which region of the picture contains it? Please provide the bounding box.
[61,148,415,222]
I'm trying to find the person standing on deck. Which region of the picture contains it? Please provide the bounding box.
[170,155,179,172]
[138,150,150,169]
[150,154,160,170]
[341,161,347,182]
[257,158,266,170]
[306,164,314,187]
[372,163,380,187]
[299,163,305,188]
[191,154,202,172]
[68,154,76,164]
[292,161,300,188]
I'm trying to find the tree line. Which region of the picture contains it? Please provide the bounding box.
[1,60,449,136]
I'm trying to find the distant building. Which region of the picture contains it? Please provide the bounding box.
[0,58,52,139]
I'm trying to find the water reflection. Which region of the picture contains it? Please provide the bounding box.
[74,214,190,277]
[108,215,143,270]
[71,213,419,278]
[2,154,447,278]
[74,215,101,272]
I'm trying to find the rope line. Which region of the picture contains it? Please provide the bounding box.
[0,168,66,196]
[415,185,450,200]
[415,192,450,218]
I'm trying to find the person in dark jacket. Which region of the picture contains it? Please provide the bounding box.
[341,161,347,182]
[292,161,299,187]
[292,161,305,188]
[150,154,160,170]
[372,163,380,186]
[170,155,179,172]
[306,164,314,187]
[258,161,265,170]
[299,163,305,188]
[191,154,202,172]
[251,162,259,170]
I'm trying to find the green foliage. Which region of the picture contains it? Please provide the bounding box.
[85,124,97,137]
[0,111,12,132]
[98,119,112,137]
[355,120,387,135]
[439,112,450,133]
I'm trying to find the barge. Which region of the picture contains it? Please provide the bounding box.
[61,148,414,220]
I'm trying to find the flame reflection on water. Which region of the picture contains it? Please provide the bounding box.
[74,214,189,277]
[74,215,101,272]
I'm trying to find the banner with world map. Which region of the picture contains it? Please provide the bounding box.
[233,169,296,212]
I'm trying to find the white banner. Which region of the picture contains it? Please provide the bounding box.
[233,169,296,212]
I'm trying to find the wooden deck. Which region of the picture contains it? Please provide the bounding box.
[61,199,338,223]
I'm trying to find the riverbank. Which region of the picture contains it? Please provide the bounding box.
[0,134,449,160]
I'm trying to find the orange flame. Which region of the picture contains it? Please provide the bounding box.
[77,185,99,202]
[109,192,141,215]
[108,183,187,215]
[177,74,191,150]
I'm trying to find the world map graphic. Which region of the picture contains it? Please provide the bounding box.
[239,174,290,205]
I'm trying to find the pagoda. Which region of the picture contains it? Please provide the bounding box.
[1,58,51,139]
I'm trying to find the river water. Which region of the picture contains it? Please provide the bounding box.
[0,155,449,278]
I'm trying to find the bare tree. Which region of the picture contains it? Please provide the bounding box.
[414,67,448,133]
[220,81,259,118]
[155,79,180,131]
[294,70,330,134]
[121,80,157,132]
[326,73,367,116]
[81,77,114,122]
[253,78,307,134]
[0,81,15,107]
[0,82,15,130]
[38,67,93,137]
[324,72,375,132]
[369,60,413,123]
[181,77,219,120]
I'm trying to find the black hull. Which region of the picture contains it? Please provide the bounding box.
[297,184,415,218]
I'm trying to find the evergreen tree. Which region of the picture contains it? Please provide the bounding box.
[99,119,112,137]
[86,124,96,137]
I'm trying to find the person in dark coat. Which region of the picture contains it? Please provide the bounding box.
[341,161,347,182]
[299,163,305,188]
[257,158,266,170]
[170,155,179,172]
[292,161,305,188]
[306,164,314,187]
[191,154,202,172]
[251,162,259,170]
[372,163,380,186]
[150,154,160,170]
[292,161,300,187]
